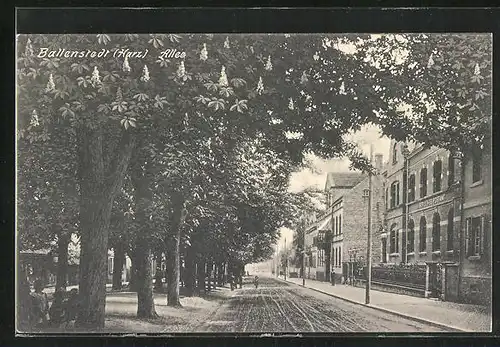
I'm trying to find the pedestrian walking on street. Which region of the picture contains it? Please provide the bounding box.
[253,275,259,289]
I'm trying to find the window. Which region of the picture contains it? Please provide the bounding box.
[408,174,416,202]
[433,160,442,193]
[407,219,415,253]
[472,149,482,183]
[420,168,428,198]
[339,246,341,265]
[432,213,441,251]
[466,216,484,256]
[448,154,455,187]
[339,215,342,234]
[390,223,398,254]
[382,239,387,263]
[419,216,427,252]
[393,143,398,164]
[390,181,400,208]
[335,216,338,235]
[385,187,389,208]
[447,208,454,251]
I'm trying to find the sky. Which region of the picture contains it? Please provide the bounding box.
[276,124,391,248]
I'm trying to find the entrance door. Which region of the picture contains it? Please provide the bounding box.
[382,239,387,263]
[428,263,443,298]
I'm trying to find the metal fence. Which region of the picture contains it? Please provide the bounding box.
[366,264,426,289]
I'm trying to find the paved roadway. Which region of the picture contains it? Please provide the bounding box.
[196,276,451,332]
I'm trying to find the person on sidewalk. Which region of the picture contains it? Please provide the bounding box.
[29,280,49,330]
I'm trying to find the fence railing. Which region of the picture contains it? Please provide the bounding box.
[363,264,427,289]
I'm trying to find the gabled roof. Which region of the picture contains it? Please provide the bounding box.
[324,172,366,191]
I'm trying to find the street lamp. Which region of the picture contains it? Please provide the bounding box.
[364,144,374,304]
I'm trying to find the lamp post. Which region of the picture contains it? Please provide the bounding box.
[284,238,287,281]
[365,144,374,304]
[302,219,306,286]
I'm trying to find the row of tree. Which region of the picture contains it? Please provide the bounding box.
[17,33,490,329]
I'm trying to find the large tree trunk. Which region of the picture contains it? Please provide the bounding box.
[196,258,206,294]
[184,246,196,297]
[165,194,186,307]
[154,249,164,292]
[76,198,114,330]
[76,127,135,330]
[56,231,70,289]
[135,237,158,319]
[128,254,138,292]
[112,241,126,291]
[130,150,158,319]
[166,231,182,306]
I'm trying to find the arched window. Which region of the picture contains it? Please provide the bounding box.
[390,223,398,254]
[420,168,428,198]
[392,143,398,164]
[448,154,455,187]
[432,213,441,251]
[408,174,416,202]
[419,216,427,252]
[407,219,415,253]
[433,160,442,193]
[447,208,454,251]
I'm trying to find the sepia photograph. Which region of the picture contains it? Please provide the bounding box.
[15,31,492,334]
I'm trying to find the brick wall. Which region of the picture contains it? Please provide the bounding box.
[342,174,384,265]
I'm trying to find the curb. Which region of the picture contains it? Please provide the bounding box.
[276,277,469,332]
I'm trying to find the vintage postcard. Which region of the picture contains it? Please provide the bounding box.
[15,9,492,335]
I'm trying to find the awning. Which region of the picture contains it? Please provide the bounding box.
[317,217,332,231]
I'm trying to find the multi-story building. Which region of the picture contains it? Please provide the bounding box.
[460,141,492,305]
[339,157,385,283]
[300,158,386,284]
[381,139,491,304]
[303,209,332,281]
[325,172,367,283]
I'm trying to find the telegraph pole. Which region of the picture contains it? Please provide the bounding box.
[302,220,306,286]
[365,144,374,305]
[284,238,287,281]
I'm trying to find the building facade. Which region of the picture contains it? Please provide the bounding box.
[381,139,491,304]
[300,162,386,284]
[459,142,492,304]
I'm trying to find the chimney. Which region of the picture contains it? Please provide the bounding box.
[375,154,383,172]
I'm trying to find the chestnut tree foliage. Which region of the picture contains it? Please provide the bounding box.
[16,33,491,329]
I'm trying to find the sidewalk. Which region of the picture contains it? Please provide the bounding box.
[280,276,491,332]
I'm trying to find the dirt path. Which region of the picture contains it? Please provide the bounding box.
[196,276,452,333]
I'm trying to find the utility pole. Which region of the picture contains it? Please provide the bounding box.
[276,244,279,277]
[365,144,374,305]
[302,219,306,286]
[284,238,287,281]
